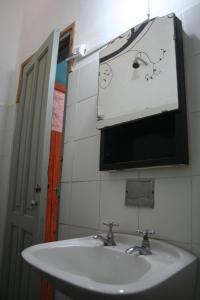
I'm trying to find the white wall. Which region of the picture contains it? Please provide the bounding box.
[1,0,200,299]
[0,0,24,272]
[57,2,200,299]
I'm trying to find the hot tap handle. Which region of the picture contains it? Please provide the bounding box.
[103,221,119,230]
[136,229,155,237]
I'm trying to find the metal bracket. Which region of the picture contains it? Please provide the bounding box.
[125,179,154,208]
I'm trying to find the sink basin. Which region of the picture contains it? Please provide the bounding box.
[22,234,197,300]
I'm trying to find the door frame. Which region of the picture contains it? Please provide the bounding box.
[16,22,75,105]
[43,22,76,244]
[42,21,76,244]
[60,21,76,72]
[13,22,75,247]
[39,22,76,300]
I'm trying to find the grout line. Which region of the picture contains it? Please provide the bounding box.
[68,181,72,226]
[150,237,192,246]
[137,206,140,231]
[58,222,194,246]
[190,176,193,246]
[64,133,100,144]
[67,92,98,108]
[71,179,100,183]
[61,173,199,184]
[98,180,101,230]
[67,67,80,107]
[59,222,71,227]
[59,223,99,232]
[192,243,200,247]
[76,93,98,104]
[137,174,192,180]
[0,103,16,108]
[190,110,200,115]
[74,133,100,142]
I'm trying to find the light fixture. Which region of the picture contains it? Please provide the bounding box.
[132,57,148,69]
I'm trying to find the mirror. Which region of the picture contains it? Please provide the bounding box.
[97,13,179,129]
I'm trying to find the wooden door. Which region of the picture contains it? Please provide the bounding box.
[1,29,60,300]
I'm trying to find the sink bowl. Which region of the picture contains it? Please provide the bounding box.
[22,234,197,300]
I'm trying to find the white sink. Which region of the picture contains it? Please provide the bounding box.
[22,234,197,300]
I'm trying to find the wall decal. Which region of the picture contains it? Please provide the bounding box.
[97,14,179,129]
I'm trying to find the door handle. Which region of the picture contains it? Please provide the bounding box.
[31,200,38,207]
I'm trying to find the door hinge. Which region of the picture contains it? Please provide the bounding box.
[35,184,42,193]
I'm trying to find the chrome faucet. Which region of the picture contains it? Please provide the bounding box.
[125,229,155,255]
[93,221,119,246]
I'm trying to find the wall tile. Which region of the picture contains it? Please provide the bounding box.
[5,104,16,132]
[182,3,200,57]
[6,104,17,131]
[57,6,200,298]
[0,156,11,184]
[0,181,9,226]
[59,183,71,225]
[66,69,80,106]
[139,177,191,243]
[185,54,200,113]
[0,181,9,270]
[75,95,99,140]
[191,176,200,244]
[0,106,7,132]
[167,240,192,252]
[0,131,5,156]
[100,169,139,180]
[138,166,191,179]
[77,58,99,102]
[190,112,200,175]
[2,131,14,157]
[195,262,200,300]
[191,245,200,300]
[72,135,100,181]
[64,104,76,143]
[100,180,138,233]
[192,244,200,257]
[70,181,100,229]
[0,182,8,270]
[58,224,70,240]
[61,142,74,182]
[0,70,12,104]
[69,225,99,239]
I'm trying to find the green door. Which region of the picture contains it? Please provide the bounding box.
[1,29,60,300]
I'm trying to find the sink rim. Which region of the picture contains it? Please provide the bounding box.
[22,233,197,296]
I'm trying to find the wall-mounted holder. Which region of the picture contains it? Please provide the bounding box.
[99,14,188,171]
[125,179,154,208]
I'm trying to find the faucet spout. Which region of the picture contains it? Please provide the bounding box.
[125,229,155,255]
[93,234,116,246]
[125,245,152,255]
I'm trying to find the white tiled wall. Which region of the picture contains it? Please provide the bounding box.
[0,104,16,274]
[0,0,23,275]
[58,3,200,299]
[72,136,100,181]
